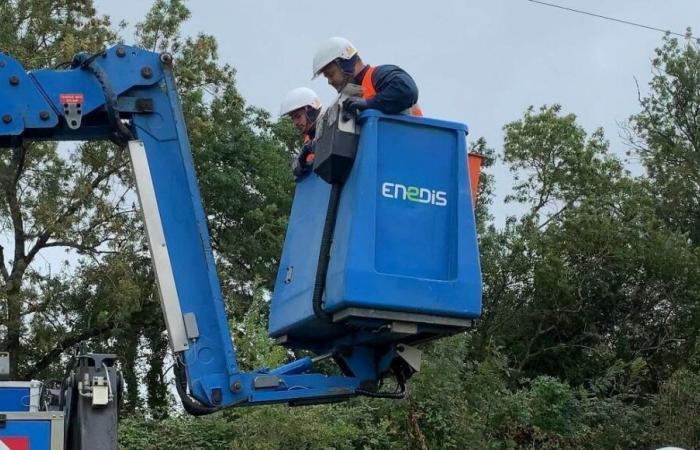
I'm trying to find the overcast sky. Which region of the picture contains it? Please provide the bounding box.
[90,0,699,224]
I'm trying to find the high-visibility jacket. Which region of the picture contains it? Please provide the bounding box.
[361,65,423,117]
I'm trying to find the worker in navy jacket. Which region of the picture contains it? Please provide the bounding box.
[279,87,322,179]
[311,37,423,117]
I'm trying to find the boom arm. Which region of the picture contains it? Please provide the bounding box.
[0,46,406,411]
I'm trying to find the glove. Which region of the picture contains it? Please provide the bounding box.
[292,156,305,178]
[342,97,368,115]
[292,147,315,179]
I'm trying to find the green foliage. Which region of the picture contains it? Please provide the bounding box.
[631,35,700,243]
[133,0,296,310]
[0,0,294,411]
[471,137,497,234]
[653,369,700,449]
[479,100,700,394]
[1,2,699,449]
[0,0,129,379]
[503,104,623,218]
[119,403,397,450]
[232,288,287,372]
[0,0,119,68]
[135,0,190,52]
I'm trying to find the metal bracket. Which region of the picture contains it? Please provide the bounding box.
[396,344,422,372]
[390,321,418,335]
[337,84,362,134]
[183,312,200,340]
[284,266,293,284]
[333,307,474,329]
[0,413,6,429]
[0,352,9,381]
[60,93,84,130]
[117,97,154,113]
[253,375,282,389]
[92,376,109,406]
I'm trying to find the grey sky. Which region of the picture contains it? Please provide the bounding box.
[93,0,699,224]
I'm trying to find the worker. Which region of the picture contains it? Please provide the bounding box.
[312,37,422,117]
[279,87,322,179]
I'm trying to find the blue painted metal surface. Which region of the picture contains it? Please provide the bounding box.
[0,45,394,408]
[328,112,481,314]
[0,53,58,140]
[270,111,482,346]
[0,44,482,409]
[0,385,31,412]
[268,173,338,342]
[3,46,251,407]
[0,417,51,449]
[129,62,241,407]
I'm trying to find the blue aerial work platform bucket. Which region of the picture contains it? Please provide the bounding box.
[269,110,482,352]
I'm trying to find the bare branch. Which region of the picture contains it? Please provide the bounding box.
[24,320,116,379]
[40,239,118,255]
[538,202,574,230]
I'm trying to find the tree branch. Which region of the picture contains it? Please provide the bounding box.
[23,320,117,379]
[24,298,164,380]
[3,146,28,268]
[0,244,8,282]
[40,238,117,255]
[537,200,576,231]
[24,156,126,266]
[518,322,557,372]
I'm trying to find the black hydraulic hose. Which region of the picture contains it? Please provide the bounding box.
[356,383,407,399]
[173,359,220,416]
[77,52,135,145]
[312,183,342,322]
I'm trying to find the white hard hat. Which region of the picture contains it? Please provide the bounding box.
[279,87,321,116]
[312,37,358,79]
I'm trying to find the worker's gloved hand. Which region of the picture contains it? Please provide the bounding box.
[292,156,305,178]
[342,97,368,115]
[292,148,315,180]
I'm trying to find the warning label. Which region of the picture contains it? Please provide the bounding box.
[59,93,84,105]
[0,437,29,450]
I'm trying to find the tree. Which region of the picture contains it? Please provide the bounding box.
[629,32,700,387]
[0,0,295,412]
[6,3,700,448]
[478,104,700,394]
[630,34,700,243]
[0,0,126,379]
[135,0,295,315]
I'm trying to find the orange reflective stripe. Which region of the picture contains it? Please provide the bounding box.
[409,104,424,117]
[361,66,377,100]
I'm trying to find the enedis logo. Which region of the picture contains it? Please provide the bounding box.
[381,182,447,207]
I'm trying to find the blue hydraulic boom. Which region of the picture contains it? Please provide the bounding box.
[0,45,482,415]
